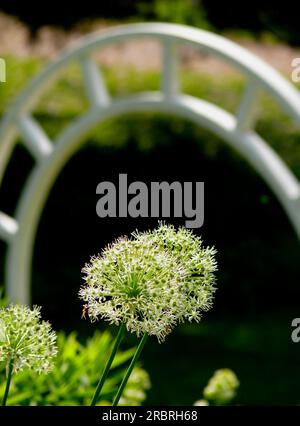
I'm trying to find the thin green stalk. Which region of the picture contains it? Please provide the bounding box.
[2,359,13,406]
[112,333,148,406]
[91,323,126,406]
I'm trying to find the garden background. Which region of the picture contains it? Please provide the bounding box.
[0,0,300,405]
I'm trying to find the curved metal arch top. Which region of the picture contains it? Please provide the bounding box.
[0,22,299,304]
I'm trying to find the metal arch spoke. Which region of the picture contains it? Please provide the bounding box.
[80,55,111,108]
[236,79,259,131]
[161,39,179,97]
[18,115,53,161]
[0,212,18,243]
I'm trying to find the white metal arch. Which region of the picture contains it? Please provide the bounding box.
[0,22,300,304]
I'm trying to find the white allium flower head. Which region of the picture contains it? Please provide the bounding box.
[0,305,57,374]
[80,224,217,342]
[134,223,217,324]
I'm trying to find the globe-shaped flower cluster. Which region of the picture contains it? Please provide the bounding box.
[0,305,57,374]
[80,224,217,342]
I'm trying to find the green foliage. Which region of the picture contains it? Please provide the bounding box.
[0,289,7,308]
[0,56,42,113]
[137,0,211,29]
[0,330,151,406]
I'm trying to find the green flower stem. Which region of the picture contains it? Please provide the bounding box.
[112,333,148,406]
[2,359,14,406]
[91,323,126,406]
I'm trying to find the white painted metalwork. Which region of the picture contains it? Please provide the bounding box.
[0,58,6,83]
[161,40,178,96]
[0,212,18,243]
[18,115,53,160]
[236,79,259,131]
[0,22,299,304]
[80,56,111,107]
